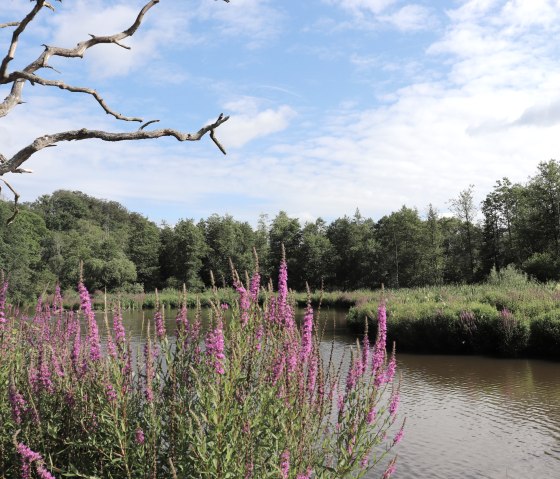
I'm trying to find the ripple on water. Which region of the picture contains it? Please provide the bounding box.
[373,354,560,479]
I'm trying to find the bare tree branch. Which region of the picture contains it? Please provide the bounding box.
[0,0,232,221]
[0,0,49,79]
[0,113,229,176]
[10,70,143,122]
[0,22,20,29]
[0,0,158,119]
[0,178,20,225]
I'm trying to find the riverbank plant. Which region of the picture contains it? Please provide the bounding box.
[347,280,560,358]
[0,259,402,478]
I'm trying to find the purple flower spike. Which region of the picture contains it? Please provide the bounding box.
[236,282,250,326]
[249,271,261,302]
[78,282,101,362]
[205,320,226,374]
[0,280,8,330]
[154,308,165,340]
[9,385,27,425]
[135,427,145,445]
[280,450,290,479]
[300,303,313,362]
[389,391,400,416]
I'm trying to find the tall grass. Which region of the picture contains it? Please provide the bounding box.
[347,280,560,358]
[0,260,402,478]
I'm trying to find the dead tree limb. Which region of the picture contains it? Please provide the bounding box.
[0,0,231,222]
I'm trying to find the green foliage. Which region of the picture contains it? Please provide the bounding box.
[0,275,401,478]
[529,310,560,358]
[6,158,560,300]
[0,202,50,301]
[486,265,529,288]
[347,282,557,358]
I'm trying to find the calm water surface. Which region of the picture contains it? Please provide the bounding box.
[108,307,560,479]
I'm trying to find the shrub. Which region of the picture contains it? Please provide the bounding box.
[530,310,560,358]
[0,264,402,478]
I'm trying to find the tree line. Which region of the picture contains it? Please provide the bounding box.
[2,160,560,301]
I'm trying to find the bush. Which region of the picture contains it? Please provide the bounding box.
[0,265,402,478]
[530,310,560,358]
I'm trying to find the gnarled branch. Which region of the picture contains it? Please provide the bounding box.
[0,113,229,176]
[0,0,232,222]
[10,71,143,122]
[0,22,20,29]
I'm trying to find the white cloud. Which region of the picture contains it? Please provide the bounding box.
[194,0,284,48]
[5,0,560,225]
[325,0,398,15]
[380,4,435,31]
[218,97,296,148]
[323,0,437,32]
[45,0,192,78]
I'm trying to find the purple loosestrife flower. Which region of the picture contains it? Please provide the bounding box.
[270,351,285,385]
[280,450,290,479]
[36,464,56,479]
[250,271,261,302]
[346,355,362,393]
[154,308,165,340]
[176,303,189,336]
[9,384,27,424]
[384,347,397,384]
[366,407,376,425]
[106,331,117,359]
[71,327,82,374]
[372,303,387,383]
[0,280,8,330]
[307,353,318,398]
[17,443,55,479]
[255,324,264,352]
[300,303,313,362]
[113,306,126,349]
[78,282,101,362]
[296,469,312,479]
[144,339,154,403]
[38,347,54,393]
[236,281,251,326]
[360,455,369,469]
[106,382,117,402]
[135,427,145,445]
[53,283,64,316]
[205,320,226,374]
[393,421,405,445]
[245,461,254,479]
[284,337,298,374]
[389,391,400,416]
[382,458,397,479]
[277,260,295,329]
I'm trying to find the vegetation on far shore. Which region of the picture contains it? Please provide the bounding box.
[49,266,560,361]
[347,267,560,359]
[5,160,560,305]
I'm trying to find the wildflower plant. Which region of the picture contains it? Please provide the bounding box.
[0,259,402,478]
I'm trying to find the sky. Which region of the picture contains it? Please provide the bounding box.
[1,0,560,226]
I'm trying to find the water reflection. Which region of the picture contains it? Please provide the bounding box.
[98,307,560,479]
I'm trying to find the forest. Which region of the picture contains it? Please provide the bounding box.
[2,159,560,301]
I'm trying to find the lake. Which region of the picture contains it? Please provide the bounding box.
[106,306,560,479]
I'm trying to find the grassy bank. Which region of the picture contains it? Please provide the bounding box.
[57,271,560,359]
[347,282,560,358]
[59,288,374,311]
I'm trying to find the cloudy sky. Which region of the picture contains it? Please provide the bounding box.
[1,0,559,225]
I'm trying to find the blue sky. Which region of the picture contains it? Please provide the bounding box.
[1,0,560,225]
